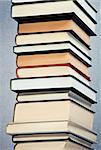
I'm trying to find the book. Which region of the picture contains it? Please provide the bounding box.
[16,91,93,109]
[7,120,97,143]
[16,52,89,76]
[18,20,90,46]
[16,64,90,85]
[11,76,96,102]
[13,100,94,129]
[12,0,97,23]
[14,42,91,63]
[13,133,93,148]
[12,0,96,35]
[16,31,90,50]
[14,140,93,150]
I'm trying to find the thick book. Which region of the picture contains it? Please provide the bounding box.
[16,64,90,85]
[12,0,96,35]
[13,100,94,129]
[7,120,97,143]
[16,91,93,108]
[11,76,96,102]
[16,52,89,77]
[18,20,90,46]
[14,140,93,150]
[14,42,91,64]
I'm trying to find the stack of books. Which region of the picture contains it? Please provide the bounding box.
[7,0,97,149]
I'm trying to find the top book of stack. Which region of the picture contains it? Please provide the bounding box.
[11,0,97,36]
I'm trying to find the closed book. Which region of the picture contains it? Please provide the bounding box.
[12,0,97,23]
[16,31,90,50]
[17,91,93,108]
[18,20,90,46]
[14,140,93,150]
[12,0,96,35]
[16,52,89,77]
[13,100,94,129]
[7,121,97,143]
[16,64,90,85]
[14,42,91,62]
[11,76,97,102]
[13,133,93,148]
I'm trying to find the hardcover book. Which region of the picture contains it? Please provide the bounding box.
[7,120,97,143]
[12,100,95,129]
[16,64,90,85]
[16,90,94,109]
[14,140,93,150]
[11,76,96,102]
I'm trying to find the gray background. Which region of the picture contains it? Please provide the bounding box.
[0,0,100,149]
